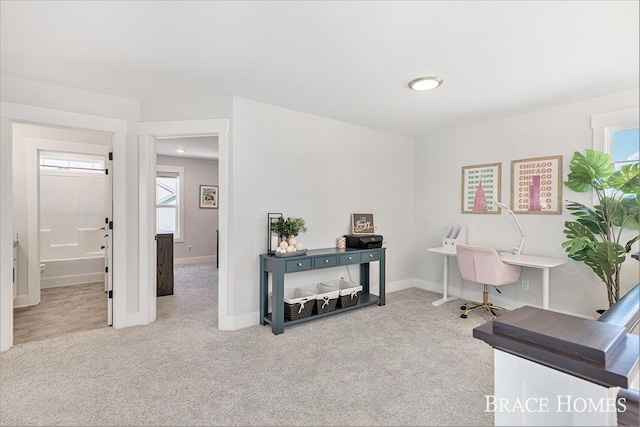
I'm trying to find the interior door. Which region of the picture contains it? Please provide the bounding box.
[104,151,113,326]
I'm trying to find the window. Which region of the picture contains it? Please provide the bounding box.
[40,152,104,173]
[591,107,639,201]
[592,107,639,158]
[156,165,184,242]
[606,126,639,171]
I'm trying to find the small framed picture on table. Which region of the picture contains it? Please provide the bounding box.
[351,213,375,235]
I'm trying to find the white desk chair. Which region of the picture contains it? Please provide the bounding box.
[456,244,522,318]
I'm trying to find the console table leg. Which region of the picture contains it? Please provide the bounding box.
[259,268,267,326]
[360,262,370,295]
[271,269,285,335]
[379,252,386,306]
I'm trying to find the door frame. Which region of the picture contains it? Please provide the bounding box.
[137,119,231,328]
[0,101,127,352]
[24,138,110,308]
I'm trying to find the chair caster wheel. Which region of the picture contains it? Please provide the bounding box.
[460,305,467,310]
[460,314,467,319]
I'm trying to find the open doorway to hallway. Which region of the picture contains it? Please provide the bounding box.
[154,135,219,321]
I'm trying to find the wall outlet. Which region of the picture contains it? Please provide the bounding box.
[188,245,192,252]
[521,280,529,291]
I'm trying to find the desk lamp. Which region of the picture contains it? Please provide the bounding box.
[496,202,525,255]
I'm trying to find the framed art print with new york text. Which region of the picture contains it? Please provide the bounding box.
[462,163,501,214]
[511,155,562,214]
[199,185,218,209]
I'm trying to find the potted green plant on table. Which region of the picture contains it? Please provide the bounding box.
[562,149,640,308]
[271,217,307,244]
[270,216,308,257]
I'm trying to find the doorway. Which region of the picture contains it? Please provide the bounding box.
[11,124,113,344]
[0,103,129,352]
[155,136,219,319]
[137,119,230,329]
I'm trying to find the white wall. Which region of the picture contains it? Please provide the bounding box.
[40,169,106,261]
[140,97,233,122]
[138,95,416,328]
[230,97,416,319]
[156,155,219,264]
[4,74,636,336]
[414,88,640,318]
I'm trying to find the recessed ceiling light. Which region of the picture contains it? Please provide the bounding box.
[176,149,186,153]
[408,76,443,91]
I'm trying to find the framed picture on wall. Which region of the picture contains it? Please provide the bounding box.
[199,185,218,209]
[461,163,501,214]
[510,155,562,214]
[351,213,375,235]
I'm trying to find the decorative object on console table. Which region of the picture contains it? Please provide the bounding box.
[298,283,340,315]
[442,225,467,253]
[273,247,307,258]
[199,185,218,209]
[562,149,640,307]
[270,216,307,242]
[345,234,383,249]
[321,279,363,308]
[510,155,562,214]
[283,288,316,321]
[267,213,284,255]
[462,163,501,214]
[270,216,308,257]
[351,213,375,234]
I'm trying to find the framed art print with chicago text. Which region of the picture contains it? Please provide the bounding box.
[511,155,562,214]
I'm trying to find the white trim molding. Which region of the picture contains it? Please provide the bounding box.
[591,107,639,152]
[0,101,128,352]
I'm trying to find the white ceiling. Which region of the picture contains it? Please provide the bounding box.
[155,136,219,160]
[1,1,638,139]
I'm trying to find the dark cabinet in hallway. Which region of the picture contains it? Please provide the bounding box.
[157,233,174,297]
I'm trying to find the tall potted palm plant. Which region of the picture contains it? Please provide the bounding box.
[562,149,640,307]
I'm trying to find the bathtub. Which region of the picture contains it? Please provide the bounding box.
[40,256,105,289]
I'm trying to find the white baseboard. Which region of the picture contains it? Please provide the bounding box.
[13,294,29,308]
[174,255,216,266]
[41,272,104,289]
[385,278,417,293]
[412,278,449,294]
[219,311,260,331]
[113,311,145,329]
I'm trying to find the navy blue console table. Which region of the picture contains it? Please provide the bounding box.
[260,247,386,335]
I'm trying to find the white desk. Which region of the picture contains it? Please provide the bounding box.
[427,247,568,310]
[427,247,460,306]
[498,252,568,310]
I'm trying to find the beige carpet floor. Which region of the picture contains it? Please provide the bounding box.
[1,264,495,426]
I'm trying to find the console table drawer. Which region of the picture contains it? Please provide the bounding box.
[361,250,380,262]
[313,255,338,268]
[286,258,312,272]
[339,253,360,265]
